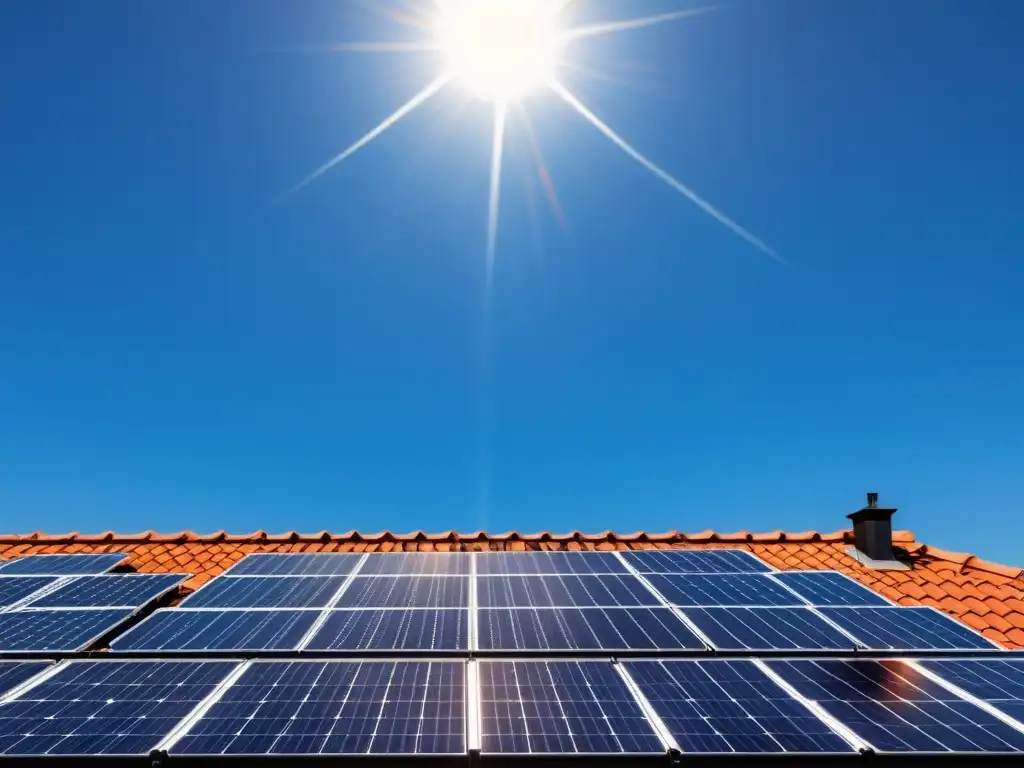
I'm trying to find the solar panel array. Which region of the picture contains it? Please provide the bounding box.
[0,550,1022,761]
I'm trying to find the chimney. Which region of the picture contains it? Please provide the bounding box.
[847,491,898,564]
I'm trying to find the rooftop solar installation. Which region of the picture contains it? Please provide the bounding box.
[171,660,466,755]
[478,608,706,652]
[621,549,772,575]
[919,658,1024,724]
[0,553,127,576]
[767,659,1024,753]
[0,662,50,697]
[335,575,468,609]
[475,552,629,576]
[305,609,468,651]
[682,607,858,651]
[226,553,362,577]
[0,578,56,608]
[819,606,998,651]
[477,574,660,608]
[180,575,347,609]
[26,574,186,609]
[478,660,664,754]
[646,573,806,607]
[358,553,471,576]
[771,571,892,607]
[0,660,237,756]
[110,609,318,652]
[624,659,855,753]
[0,609,133,653]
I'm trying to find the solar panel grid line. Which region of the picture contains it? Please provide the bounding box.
[109,609,322,653]
[0,553,128,576]
[219,552,366,578]
[770,571,896,608]
[0,660,67,705]
[679,607,859,652]
[822,570,900,606]
[0,576,65,612]
[0,608,136,654]
[28,573,189,610]
[153,660,253,753]
[295,554,369,650]
[644,573,809,608]
[466,659,481,752]
[303,609,469,652]
[613,662,680,753]
[820,605,1002,652]
[804,605,871,648]
[906,660,1024,741]
[468,553,479,652]
[763,574,816,606]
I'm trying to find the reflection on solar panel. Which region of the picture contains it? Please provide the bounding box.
[226,553,362,577]
[621,550,771,575]
[477,574,659,608]
[0,578,55,608]
[181,576,346,609]
[771,571,891,607]
[336,576,467,609]
[479,660,663,754]
[306,610,467,651]
[646,574,804,607]
[28,574,185,609]
[0,610,132,652]
[476,552,629,576]
[478,608,705,651]
[768,659,1024,753]
[172,661,465,755]
[819,607,996,651]
[0,660,237,756]
[624,659,854,753]
[358,553,470,576]
[683,607,856,651]
[110,609,317,652]
[920,659,1024,725]
[0,662,50,697]
[0,554,127,576]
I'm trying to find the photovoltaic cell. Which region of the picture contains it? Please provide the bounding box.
[767,659,1024,753]
[306,609,467,651]
[0,554,127,576]
[0,610,133,653]
[477,574,660,608]
[0,578,56,608]
[478,608,706,651]
[28,574,186,609]
[479,660,663,754]
[226,553,362,577]
[172,661,466,755]
[920,659,1024,725]
[110,609,317,652]
[0,660,237,756]
[476,552,629,576]
[819,606,996,651]
[682,607,857,651]
[0,662,50,698]
[335,576,467,609]
[624,660,854,753]
[181,576,346,609]
[621,550,771,575]
[771,571,891,607]
[646,574,804,607]
[358,553,470,576]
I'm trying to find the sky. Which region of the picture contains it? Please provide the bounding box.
[2,0,1023,564]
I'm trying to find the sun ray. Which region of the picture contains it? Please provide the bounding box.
[561,6,718,43]
[486,102,509,291]
[277,75,449,203]
[548,80,783,262]
[518,105,567,227]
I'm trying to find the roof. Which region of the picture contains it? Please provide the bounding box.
[3,527,1024,649]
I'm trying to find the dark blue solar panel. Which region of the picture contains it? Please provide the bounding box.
[0,660,237,756]
[819,607,996,651]
[478,608,706,651]
[0,610,132,652]
[227,553,362,577]
[479,660,663,754]
[0,662,50,697]
[0,554,127,576]
[28,574,185,609]
[358,554,470,576]
[621,550,771,575]
[478,574,659,608]
[305,609,468,651]
[646,574,804,607]
[173,661,465,755]
[625,660,854,753]
[772,571,891,607]
[476,552,629,576]
[110,609,317,652]
[181,576,346,608]
[335,576,467,608]
[767,659,1024,753]
[920,659,1024,725]
[682,607,857,651]
[0,578,55,607]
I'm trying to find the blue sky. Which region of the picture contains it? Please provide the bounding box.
[2,0,1023,564]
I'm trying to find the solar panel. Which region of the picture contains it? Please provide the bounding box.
[771,571,891,607]
[0,609,133,652]
[478,660,664,754]
[171,660,466,755]
[0,554,127,576]
[0,660,238,756]
[624,659,854,753]
[226,553,362,577]
[646,574,805,607]
[621,550,771,575]
[476,552,629,576]
[358,553,470,576]
[27,574,185,609]
[919,659,1024,724]
[335,576,467,609]
[767,659,1024,753]
[682,607,857,651]
[477,574,660,608]
[305,609,468,651]
[0,662,50,697]
[819,606,997,651]
[109,609,318,652]
[0,577,56,608]
[478,608,706,651]
[181,576,346,609]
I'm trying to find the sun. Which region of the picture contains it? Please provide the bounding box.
[436,0,561,102]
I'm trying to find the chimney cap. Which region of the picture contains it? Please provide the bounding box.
[847,492,897,523]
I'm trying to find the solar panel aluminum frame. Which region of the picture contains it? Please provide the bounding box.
[0,607,139,658]
[22,573,190,610]
[768,570,900,608]
[819,605,1006,655]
